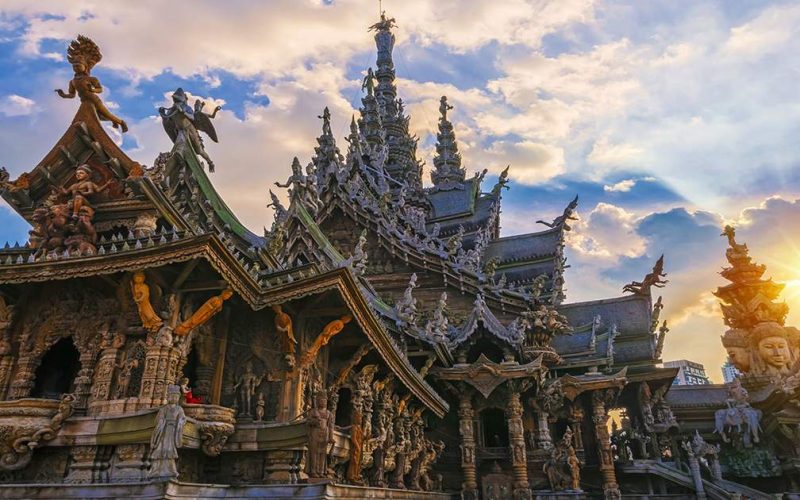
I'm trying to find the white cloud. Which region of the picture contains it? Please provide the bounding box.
[588,138,643,168]
[0,95,36,117]
[603,179,636,193]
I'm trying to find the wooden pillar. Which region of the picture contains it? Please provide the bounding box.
[8,355,37,399]
[210,309,230,405]
[507,392,531,500]
[88,346,121,407]
[139,345,181,407]
[591,390,621,500]
[458,394,479,500]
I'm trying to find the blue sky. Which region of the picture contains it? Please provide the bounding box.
[1,0,799,380]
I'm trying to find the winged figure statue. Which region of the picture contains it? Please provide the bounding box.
[159,88,221,172]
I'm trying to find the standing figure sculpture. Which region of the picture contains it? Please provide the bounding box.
[148,385,187,479]
[233,363,264,417]
[159,88,221,172]
[307,390,335,480]
[55,36,128,132]
[131,271,163,332]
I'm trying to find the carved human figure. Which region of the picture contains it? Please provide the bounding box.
[567,445,581,491]
[148,385,186,479]
[131,271,163,332]
[179,376,202,404]
[175,288,234,336]
[756,326,793,375]
[59,164,112,218]
[722,328,751,373]
[271,304,297,360]
[306,390,335,479]
[55,36,128,132]
[255,393,266,422]
[233,363,264,416]
[115,357,139,399]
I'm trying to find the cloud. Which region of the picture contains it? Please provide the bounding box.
[589,139,643,169]
[0,95,36,116]
[603,179,636,193]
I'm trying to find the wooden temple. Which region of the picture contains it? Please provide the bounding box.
[0,15,797,500]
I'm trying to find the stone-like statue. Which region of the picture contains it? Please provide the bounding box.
[159,88,221,172]
[175,288,234,336]
[395,273,418,326]
[722,328,751,373]
[714,378,761,447]
[753,322,794,376]
[537,195,579,231]
[255,393,266,422]
[55,36,128,132]
[131,271,163,333]
[233,363,264,417]
[439,96,453,121]
[114,356,139,399]
[623,255,668,296]
[362,68,376,96]
[148,385,186,479]
[306,390,335,479]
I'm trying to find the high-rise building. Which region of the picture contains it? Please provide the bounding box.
[721,361,740,383]
[664,359,711,385]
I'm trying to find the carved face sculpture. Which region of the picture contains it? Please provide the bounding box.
[71,61,86,74]
[167,389,181,405]
[726,346,750,372]
[758,336,792,370]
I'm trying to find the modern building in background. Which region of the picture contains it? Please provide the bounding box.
[721,360,741,383]
[664,359,711,385]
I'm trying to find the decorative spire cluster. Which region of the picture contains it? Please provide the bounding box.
[714,225,788,329]
[431,96,466,186]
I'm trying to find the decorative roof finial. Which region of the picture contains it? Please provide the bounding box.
[56,35,128,133]
[431,96,465,186]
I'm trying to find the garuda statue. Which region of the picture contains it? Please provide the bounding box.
[159,88,221,172]
[56,36,128,133]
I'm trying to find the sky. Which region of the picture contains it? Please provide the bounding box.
[0,0,799,382]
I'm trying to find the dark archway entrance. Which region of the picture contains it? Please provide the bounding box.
[335,387,353,427]
[32,337,80,399]
[481,408,509,447]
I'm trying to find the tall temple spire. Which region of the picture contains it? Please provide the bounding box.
[361,12,426,202]
[431,96,466,186]
[369,12,399,117]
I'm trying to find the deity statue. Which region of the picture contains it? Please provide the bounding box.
[567,444,581,491]
[255,393,266,422]
[159,88,221,171]
[395,273,418,325]
[148,385,186,479]
[55,36,128,132]
[361,68,376,96]
[175,288,234,336]
[233,363,264,417]
[58,164,112,219]
[714,378,761,447]
[179,377,202,404]
[271,304,297,363]
[439,96,453,121]
[131,271,163,333]
[306,390,335,479]
[275,157,319,213]
[114,357,139,399]
[752,322,795,376]
[722,328,751,373]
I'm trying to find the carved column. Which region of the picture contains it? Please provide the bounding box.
[592,390,621,500]
[8,355,37,399]
[507,392,531,500]
[73,349,98,410]
[263,449,305,484]
[535,410,553,450]
[90,347,121,406]
[684,446,706,499]
[139,345,181,407]
[0,353,14,398]
[458,394,479,500]
[569,404,585,455]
